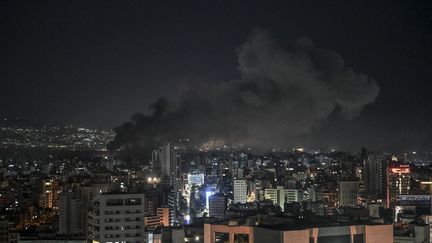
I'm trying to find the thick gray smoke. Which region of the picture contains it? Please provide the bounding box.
[108,29,379,152]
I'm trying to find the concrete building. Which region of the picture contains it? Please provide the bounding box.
[264,186,301,209]
[144,215,162,230]
[159,143,180,189]
[209,193,227,219]
[204,216,393,243]
[338,180,359,207]
[364,155,387,198]
[58,191,81,236]
[157,207,171,226]
[87,193,146,243]
[77,183,109,235]
[233,180,248,203]
[143,207,171,230]
[38,179,60,209]
[394,223,430,243]
[0,219,18,243]
[388,164,411,207]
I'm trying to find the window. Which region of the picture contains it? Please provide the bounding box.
[125,198,142,205]
[317,235,350,243]
[353,234,364,243]
[215,232,229,243]
[234,233,249,243]
[106,199,123,206]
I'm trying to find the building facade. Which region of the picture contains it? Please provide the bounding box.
[387,164,411,207]
[87,193,146,243]
[209,193,227,219]
[364,155,387,198]
[233,180,248,203]
[59,191,81,236]
[264,187,301,209]
[338,180,359,207]
[204,221,393,243]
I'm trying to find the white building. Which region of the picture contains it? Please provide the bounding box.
[187,172,204,186]
[87,193,146,243]
[264,186,301,209]
[233,179,248,203]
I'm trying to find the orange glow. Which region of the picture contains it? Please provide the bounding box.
[390,168,410,174]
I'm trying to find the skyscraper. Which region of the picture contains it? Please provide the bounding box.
[363,155,387,198]
[156,143,181,189]
[387,164,411,207]
[87,193,146,243]
[58,191,81,236]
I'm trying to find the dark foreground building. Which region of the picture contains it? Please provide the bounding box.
[204,216,393,243]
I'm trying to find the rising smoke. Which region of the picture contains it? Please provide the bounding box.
[108,29,379,152]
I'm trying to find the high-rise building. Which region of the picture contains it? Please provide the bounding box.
[58,191,81,236]
[233,179,248,203]
[156,143,182,224]
[159,143,180,187]
[87,193,146,243]
[38,179,60,209]
[77,183,109,235]
[387,164,411,207]
[364,155,387,198]
[208,193,227,219]
[166,189,180,226]
[160,143,173,178]
[338,180,359,207]
[152,143,181,189]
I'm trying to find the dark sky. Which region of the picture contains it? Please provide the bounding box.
[1,0,432,151]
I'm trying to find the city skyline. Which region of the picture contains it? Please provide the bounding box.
[1,1,432,151]
[1,3,432,241]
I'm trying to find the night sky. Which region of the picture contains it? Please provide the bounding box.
[1,0,432,151]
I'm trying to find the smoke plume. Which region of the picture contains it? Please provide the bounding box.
[108,29,379,152]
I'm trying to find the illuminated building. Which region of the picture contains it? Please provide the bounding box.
[87,193,146,243]
[208,193,227,219]
[338,180,359,207]
[39,179,60,209]
[420,180,432,194]
[394,223,429,243]
[187,172,204,186]
[167,190,179,226]
[264,187,301,209]
[144,215,162,230]
[157,207,171,226]
[387,164,411,207]
[206,190,216,210]
[233,180,248,203]
[395,195,432,222]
